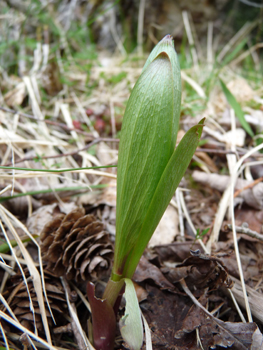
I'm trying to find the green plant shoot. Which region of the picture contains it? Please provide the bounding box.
[87,35,204,350]
[111,35,203,282]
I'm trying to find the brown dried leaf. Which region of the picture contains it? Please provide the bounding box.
[141,284,197,350]
[154,241,204,262]
[4,81,26,106]
[163,253,233,291]
[175,298,262,350]
[133,255,174,290]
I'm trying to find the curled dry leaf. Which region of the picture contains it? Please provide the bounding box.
[174,293,262,350]
[213,236,263,288]
[154,241,205,263]
[4,81,26,107]
[161,253,233,292]
[235,207,263,233]
[27,202,78,235]
[140,284,198,350]
[133,255,174,290]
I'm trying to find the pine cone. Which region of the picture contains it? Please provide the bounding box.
[40,207,114,283]
[4,269,67,332]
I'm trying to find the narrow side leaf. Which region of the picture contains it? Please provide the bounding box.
[119,279,143,350]
[220,79,254,137]
[123,119,205,277]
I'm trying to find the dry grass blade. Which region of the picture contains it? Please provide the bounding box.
[61,277,95,350]
[0,221,37,334]
[182,11,199,68]
[0,321,9,350]
[231,276,263,324]
[0,293,18,322]
[0,206,53,344]
[142,312,152,350]
[0,253,37,266]
[0,310,59,350]
[70,283,91,312]
[208,142,263,250]
[217,21,257,62]
[178,190,208,254]
[230,181,252,322]
[137,0,146,56]
[228,289,246,323]
[0,260,14,276]
[4,208,56,326]
[181,71,206,98]
[207,21,213,65]
[208,143,263,322]
[0,168,116,180]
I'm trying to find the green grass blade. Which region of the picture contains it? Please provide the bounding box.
[0,235,39,253]
[219,79,254,137]
[0,185,106,203]
[221,38,247,66]
[0,165,116,173]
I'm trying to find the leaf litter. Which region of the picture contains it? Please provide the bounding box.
[0,2,263,350]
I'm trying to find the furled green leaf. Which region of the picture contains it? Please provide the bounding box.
[220,79,254,137]
[113,35,181,278]
[123,119,205,278]
[119,279,143,350]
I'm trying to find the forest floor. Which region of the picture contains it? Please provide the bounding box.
[1,5,263,350]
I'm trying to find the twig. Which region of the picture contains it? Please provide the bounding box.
[61,277,90,350]
[182,11,199,68]
[180,278,247,330]
[137,0,146,56]
[217,21,257,62]
[224,224,263,242]
[195,148,262,157]
[179,191,208,253]
[234,175,263,198]
[53,323,73,334]
[0,311,58,350]
[3,145,243,167]
[2,137,119,166]
[0,106,94,138]
[231,42,263,66]
[176,188,184,238]
[238,0,263,8]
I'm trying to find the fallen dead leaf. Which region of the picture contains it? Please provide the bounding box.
[133,255,174,290]
[4,81,26,107]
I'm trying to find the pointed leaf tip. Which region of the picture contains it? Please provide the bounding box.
[160,34,174,45]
